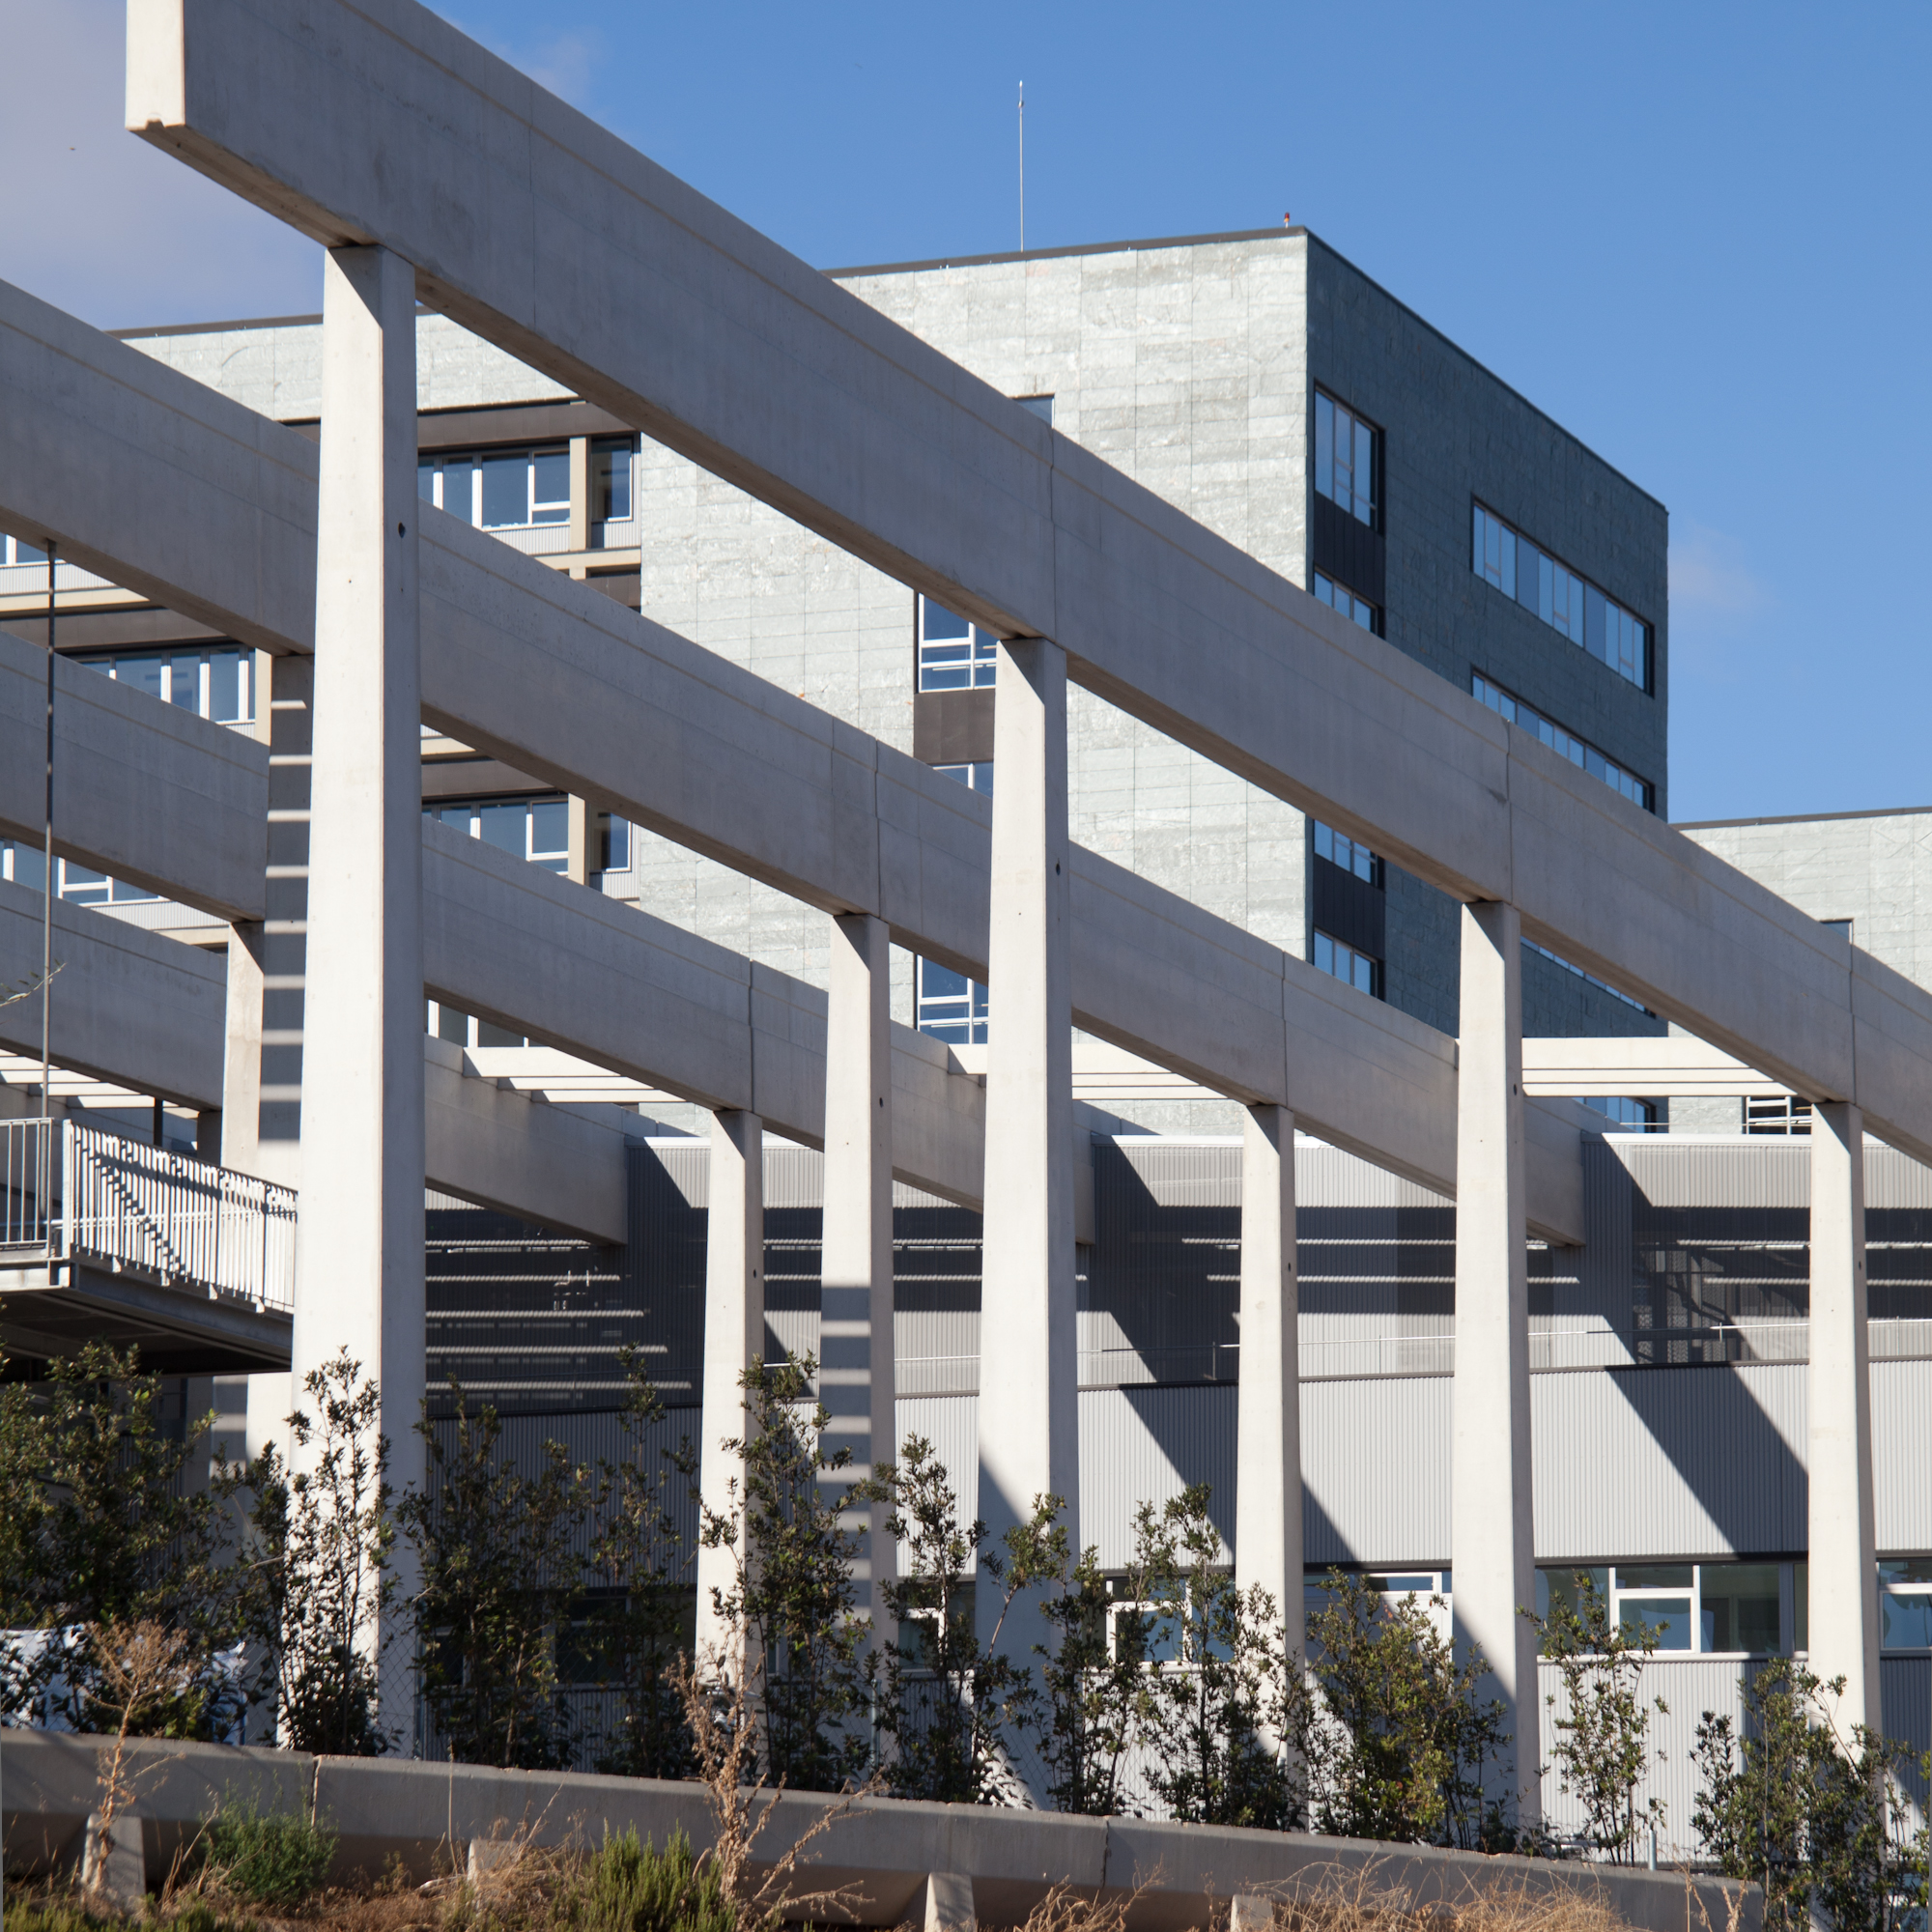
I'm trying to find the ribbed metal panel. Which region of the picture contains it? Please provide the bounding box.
[1616,1138,1810,1208]
[1533,1363,1806,1561]
[1302,1375,1452,1566]
[1079,1384,1236,1571]
[1874,1359,1932,1551]
[895,1393,979,1568]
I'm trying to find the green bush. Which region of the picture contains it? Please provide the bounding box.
[201,1800,337,1908]
[2,1899,120,1932]
[570,1827,736,1932]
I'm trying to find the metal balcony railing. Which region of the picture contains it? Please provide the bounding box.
[0,1116,296,1317]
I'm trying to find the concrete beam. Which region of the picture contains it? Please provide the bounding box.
[1521,1035,1784,1098]
[420,819,988,1208]
[424,1037,626,1244]
[120,0,1932,1163]
[0,878,223,1107]
[0,629,268,921]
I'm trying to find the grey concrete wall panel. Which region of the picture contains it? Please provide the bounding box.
[0,631,268,921]
[126,0,1932,1162]
[0,878,224,1106]
[422,1038,628,1244]
[1530,1363,1807,1562]
[1,1729,1758,1932]
[0,277,315,654]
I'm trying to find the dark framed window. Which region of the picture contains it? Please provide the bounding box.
[1315,390,1378,528]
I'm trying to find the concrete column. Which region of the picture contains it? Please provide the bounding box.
[220,923,268,1174]
[1809,1099,1879,1733]
[1450,899,1539,1828]
[567,434,591,555]
[1236,1103,1302,1662]
[696,1107,763,1682]
[977,637,1075,1650]
[565,795,589,884]
[819,912,896,1640]
[294,245,425,1668]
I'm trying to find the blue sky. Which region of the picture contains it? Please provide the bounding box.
[4,0,1926,824]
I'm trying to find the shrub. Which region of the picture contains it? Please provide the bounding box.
[570,1828,736,1932]
[201,1799,337,1908]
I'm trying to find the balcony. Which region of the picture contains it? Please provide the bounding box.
[0,1118,295,1374]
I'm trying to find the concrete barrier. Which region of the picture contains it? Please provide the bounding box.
[2,1730,1757,1932]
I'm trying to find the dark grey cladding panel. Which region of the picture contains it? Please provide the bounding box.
[1311,491,1385,607]
[1312,854,1385,961]
[913,687,996,765]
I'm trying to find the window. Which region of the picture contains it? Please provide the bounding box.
[418,445,570,529]
[1313,820,1381,887]
[1537,1562,1786,1655]
[1746,1095,1813,1136]
[2,839,157,907]
[595,810,631,874]
[78,647,255,725]
[1471,674,1652,812]
[918,595,1000,692]
[1522,939,1653,1015]
[1880,1559,1932,1651]
[1313,571,1379,635]
[917,764,993,1041]
[1471,503,1650,691]
[3,534,46,567]
[1581,1096,1659,1131]
[590,436,635,525]
[1314,390,1377,527]
[425,796,570,873]
[1017,395,1054,425]
[1314,928,1380,998]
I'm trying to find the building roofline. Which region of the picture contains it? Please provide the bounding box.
[1675,805,1932,832]
[111,312,324,339]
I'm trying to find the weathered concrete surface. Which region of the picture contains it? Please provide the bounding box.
[423,1036,627,1244]
[0,877,224,1106]
[1521,1034,1782,1096]
[0,628,267,921]
[118,0,1932,1160]
[1,1729,1760,1932]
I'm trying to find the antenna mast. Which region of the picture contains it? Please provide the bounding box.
[1018,81,1026,252]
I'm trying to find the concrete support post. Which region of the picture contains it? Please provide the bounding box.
[220,923,268,1174]
[820,912,896,1641]
[1450,899,1540,1828]
[977,636,1075,1652]
[1809,1099,1879,1733]
[696,1107,764,1682]
[1236,1103,1302,1662]
[295,245,425,1694]
[565,796,589,885]
[567,434,591,557]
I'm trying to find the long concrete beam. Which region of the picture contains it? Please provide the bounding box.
[0,879,224,1107]
[0,629,268,921]
[121,0,1932,1166]
[1521,1036,1785,1100]
[0,276,1587,1229]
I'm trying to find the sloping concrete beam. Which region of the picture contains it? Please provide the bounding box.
[0,878,224,1107]
[0,629,268,921]
[120,0,1932,1162]
[420,820,988,1208]
[1521,1035,1784,1098]
[423,1037,626,1243]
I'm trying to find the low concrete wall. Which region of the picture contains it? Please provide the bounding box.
[1,1732,1756,1932]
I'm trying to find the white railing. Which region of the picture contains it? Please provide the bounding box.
[60,1121,297,1315]
[0,1117,54,1251]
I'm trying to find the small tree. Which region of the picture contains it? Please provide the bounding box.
[0,1343,242,1737]
[400,1378,592,1769]
[1693,1659,1929,1932]
[1126,1484,1307,1830]
[587,1348,697,1780]
[696,1353,874,1792]
[229,1350,396,1754]
[1009,1503,1144,1818]
[870,1435,1039,1804]
[1305,1570,1513,1849]
[1534,1570,1667,1862]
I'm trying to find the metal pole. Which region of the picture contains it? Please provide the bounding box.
[1018,82,1025,253]
[42,540,55,1119]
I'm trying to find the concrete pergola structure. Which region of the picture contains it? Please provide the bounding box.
[0,0,1909,1804]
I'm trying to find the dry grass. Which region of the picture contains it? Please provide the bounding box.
[1264,1865,1639,1932]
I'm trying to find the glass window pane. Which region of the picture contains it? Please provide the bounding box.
[480,452,529,527]
[417,458,437,503]
[1315,393,1333,501]
[442,457,474,523]
[1622,1597,1692,1650]
[1882,1592,1932,1650]
[530,447,569,523]
[1353,419,1375,523]
[1616,1564,1693,1588]
[117,654,165,701]
[478,801,527,855]
[527,799,568,858]
[593,438,633,522]
[209,650,244,723]
[476,1019,526,1049]
[9,842,46,892]
[922,598,970,640]
[922,962,970,1002]
[169,654,202,710]
[14,537,45,566]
